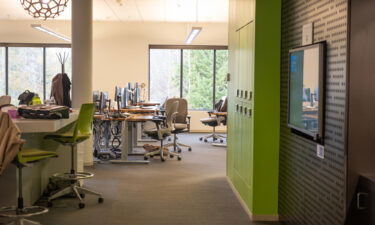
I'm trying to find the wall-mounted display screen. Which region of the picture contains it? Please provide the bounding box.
[288,42,326,141]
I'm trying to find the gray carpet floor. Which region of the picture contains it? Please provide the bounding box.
[31,133,279,225]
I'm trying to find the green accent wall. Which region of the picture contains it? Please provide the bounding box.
[227,0,281,217]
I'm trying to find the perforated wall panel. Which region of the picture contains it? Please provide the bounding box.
[279,1,348,224]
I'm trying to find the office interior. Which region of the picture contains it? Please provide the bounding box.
[0,0,374,225]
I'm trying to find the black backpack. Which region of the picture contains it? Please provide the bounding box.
[18,90,35,106]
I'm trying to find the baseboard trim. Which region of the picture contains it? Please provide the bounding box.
[226,177,279,222]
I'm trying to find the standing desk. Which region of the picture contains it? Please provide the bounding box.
[110,114,156,164]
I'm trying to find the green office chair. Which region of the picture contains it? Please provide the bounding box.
[0,148,58,225]
[45,103,103,209]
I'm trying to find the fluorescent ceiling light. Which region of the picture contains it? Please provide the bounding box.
[185,27,202,44]
[31,24,71,42]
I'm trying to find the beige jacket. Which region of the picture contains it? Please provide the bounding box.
[0,112,23,175]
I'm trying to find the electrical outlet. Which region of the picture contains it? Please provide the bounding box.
[317,144,324,159]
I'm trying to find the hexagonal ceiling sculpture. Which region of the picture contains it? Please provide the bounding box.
[20,0,69,20]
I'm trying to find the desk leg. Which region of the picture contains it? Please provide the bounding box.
[110,121,149,164]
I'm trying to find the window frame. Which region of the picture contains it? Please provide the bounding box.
[148,45,228,110]
[0,43,71,101]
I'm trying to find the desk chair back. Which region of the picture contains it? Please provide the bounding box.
[215,96,227,112]
[165,100,179,129]
[73,103,96,142]
[220,96,228,112]
[166,98,188,124]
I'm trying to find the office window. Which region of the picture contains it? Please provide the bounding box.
[215,50,229,103]
[0,48,5,96]
[149,49,181,104]
[0,44,71,105]
[8,47,44,104]
[149,46,228,110]
[183,49,214,110]
[46,48,72,98]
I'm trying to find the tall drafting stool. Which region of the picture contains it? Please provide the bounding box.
[0,112,58,225]
[163,98,192,152]
[144,101,181,162]
[45,104,103,209]
[199,96,228,143]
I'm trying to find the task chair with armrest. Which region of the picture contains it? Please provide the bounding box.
[199,96,228,143]
[44,103,103,209]
[0,112,58,225]
[163,98,192,152]
[143,101,181,162]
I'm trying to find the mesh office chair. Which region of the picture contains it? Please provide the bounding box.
[44,104,103,209]
[163,98,192,152]
[143,101,181,162]
[199,96,228,143]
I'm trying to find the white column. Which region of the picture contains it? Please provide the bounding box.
[72,0,94,167]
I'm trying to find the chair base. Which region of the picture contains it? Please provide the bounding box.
[164,133,192,152]
[199,133,226,143]
[144,144,181,162]
[48,173,103,209]
[2,218,42,225]
[0,206,48,225]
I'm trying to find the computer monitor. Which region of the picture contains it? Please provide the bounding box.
[93,91,100,111]
[288,41,326,142]
[99,92,109,113]
[121,87,129,109]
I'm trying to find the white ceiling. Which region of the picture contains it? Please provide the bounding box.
[0,0,228,22]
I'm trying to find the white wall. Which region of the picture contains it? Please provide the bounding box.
[0,20,228,132]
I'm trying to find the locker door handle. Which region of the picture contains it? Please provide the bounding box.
[236,104,239,112]
[244,91,248,99]
[244,107,247,115]
[240,90,244,98]
[249,91,253,100]
[357,192,369,210]
[239,105,243,114]
[236,89,240,97]
[248,109,252,117]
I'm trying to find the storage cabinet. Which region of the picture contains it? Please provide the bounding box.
[227,0,280,218]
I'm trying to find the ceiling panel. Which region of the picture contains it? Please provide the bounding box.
[0,0,228,22]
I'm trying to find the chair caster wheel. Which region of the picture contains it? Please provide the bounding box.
[150,155,154,158]
[144,156,148,160]
[98,197,104,203]
[47,201,53,208]
[220,140,224,143]
[79,203,85,209]
[178,149,182,153]
[177,156,182,161]
[80,194,85,198]
[170,154,174,158]
[188,148,192,151]
[161,157,165,162]
[213,138,217,141]
[199,137,203,141]
[204,139,208,143]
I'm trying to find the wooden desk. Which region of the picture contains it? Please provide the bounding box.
[211,112,228,116]
[137,102,160,106]
[109,107,159,114]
